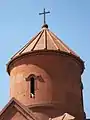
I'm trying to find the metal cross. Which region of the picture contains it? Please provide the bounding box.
[39,8,50,24]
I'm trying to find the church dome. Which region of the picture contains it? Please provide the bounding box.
[7,24,84,74]
[11,24,78,58]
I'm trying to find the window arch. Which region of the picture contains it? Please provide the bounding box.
[25,74,44,98]
[26,74,36,98]
[30,76,35,98]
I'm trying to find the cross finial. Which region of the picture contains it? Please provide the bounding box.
[39,8,50,25]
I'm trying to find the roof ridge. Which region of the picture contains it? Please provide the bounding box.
[11,30,42,59]
[49,30,78,56]
[0,97,37,120]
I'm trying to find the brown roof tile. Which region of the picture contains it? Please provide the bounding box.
[11,24,79,59]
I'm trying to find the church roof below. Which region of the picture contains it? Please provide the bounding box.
[11,24,79,59]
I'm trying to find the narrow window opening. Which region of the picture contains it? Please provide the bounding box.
[30,77,35,98]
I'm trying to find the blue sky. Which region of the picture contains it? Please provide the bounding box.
[0,0,90,118]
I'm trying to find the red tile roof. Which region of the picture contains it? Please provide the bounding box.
[7,24,84,75]
[11,24,79,59]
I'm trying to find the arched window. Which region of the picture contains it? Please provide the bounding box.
[26,74,36,98]
[25,74,44,98]
[30,77,35,98]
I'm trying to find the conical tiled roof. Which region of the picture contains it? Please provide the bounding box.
[7,24,84,75]
[11,24,78,59]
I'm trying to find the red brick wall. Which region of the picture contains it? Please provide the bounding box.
[9,52,84,119]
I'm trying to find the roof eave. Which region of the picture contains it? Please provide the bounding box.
[6,50,85,76]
